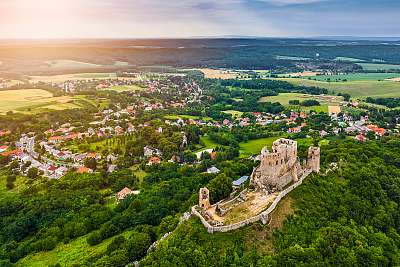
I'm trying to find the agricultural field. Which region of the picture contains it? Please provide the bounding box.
[0,89,98,114]
[278,71,320,77]
[103,85,147,92]
[198,68,240,79]
[29,73,118,83]
[275,55,310,61]
[357,63,400,71]
[334,57,365,62]
[45,60,102,69]
[306,73,400,82]
[278,78,400,98]
[259,93,342,112]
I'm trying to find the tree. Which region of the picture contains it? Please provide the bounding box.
[126,232,151,261]
[208,173,232,203]
[27,167,39,179]
[84,158,98,170]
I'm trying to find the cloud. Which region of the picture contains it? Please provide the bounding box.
[259,0,329,6]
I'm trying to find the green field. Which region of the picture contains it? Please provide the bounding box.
[104,85,146,92]
[239,137,277,157]
[164,114,212,121]
[334,57,365,62]
[223,110,243,118]
[357,63,400,71]
[278,78,400,98]
[239,137,325,158]
[199,136,218,151]
[259,93,342,112]
[0,89,105,114]
[45,60,102,69]
[276,55,310,61]
[307,73,400,82]
[30,73,118,82]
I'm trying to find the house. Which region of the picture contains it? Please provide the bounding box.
[355,134,366,142]
[115,126,125,135]
[108,164,118,173]
[116,187,140,201]
[49,136,64,144]
[1,149,23,158]
[288,126,302,134]
[367,125,386,137]
[77,166,93,174]
[147,156,161,166]
[207,166,220,174]
[210,150,217,160]
[106,154,118,163]
[47,165,58,174]
[223,119,231,126]
[195,149,214,160]
[320,130,329,137]
[328,106,341,116]
[232,176,249,188]
[55,167,68,177]
[0,130,10,137]
[168,155,181,163]
[144,146,161,157]
[300,111,307,119]
[86,153,101,160]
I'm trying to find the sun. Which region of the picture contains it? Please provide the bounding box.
[0,0,83,38]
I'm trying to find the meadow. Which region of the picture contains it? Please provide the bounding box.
[357,63,400,71]
[278,78,400,98]
[0,89,98,114]
[306,73,400,82]
[239,137,277,157]
[103,85,147,92]
[334,57,365,62]
[259,92,342,112]
[164,114,212,121]
[45,60,102,69]
[29,73,118,83]
[198,68,240,79]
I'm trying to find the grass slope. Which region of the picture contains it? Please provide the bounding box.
[17,231,133,267]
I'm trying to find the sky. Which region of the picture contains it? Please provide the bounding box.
[0,0,399,38]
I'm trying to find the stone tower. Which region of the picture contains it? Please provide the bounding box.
[251,138,300,192]
[307,146,320,173]
[199,188,210,209]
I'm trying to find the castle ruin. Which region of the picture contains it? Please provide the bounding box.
[199,187,210,209]
[194,138,321,233]
[251,138,320,192]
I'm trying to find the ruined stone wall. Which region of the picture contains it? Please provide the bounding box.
[307,146,320,173]
[192,169,312,234]
[251,138,300,191]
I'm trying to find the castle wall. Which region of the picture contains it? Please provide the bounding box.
[192,169,312,233]
[251,138,300,191]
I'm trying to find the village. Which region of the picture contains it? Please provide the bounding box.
[0,73,393,191]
